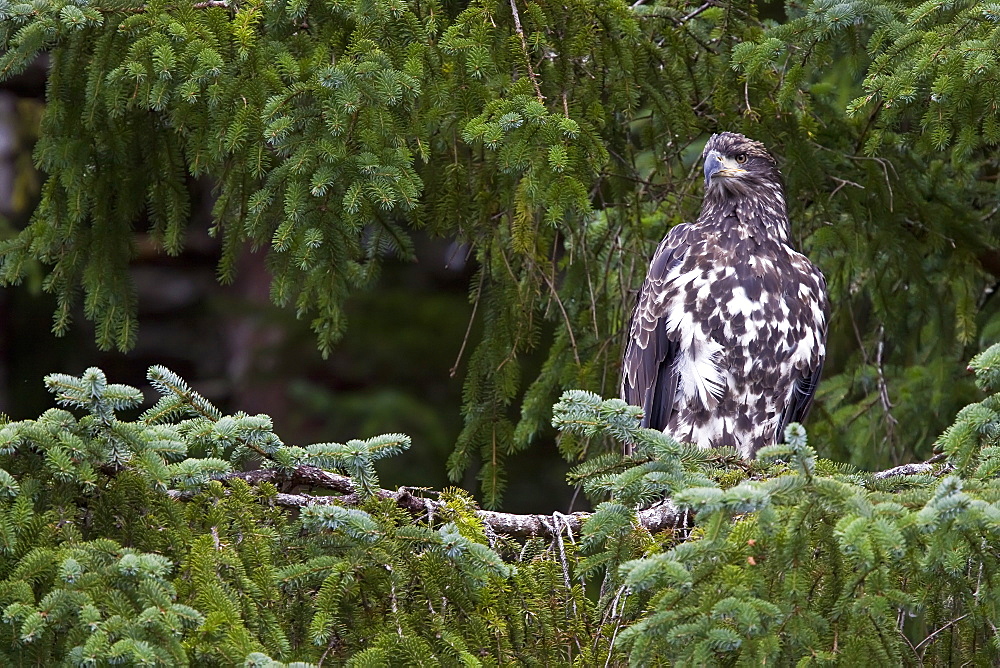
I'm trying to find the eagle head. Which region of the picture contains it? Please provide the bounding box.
[702,132,781,196]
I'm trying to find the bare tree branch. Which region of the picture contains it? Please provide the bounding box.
[873,462,936,479]
[165,457,946,539]
[872,452,948,479]
[165,465,688,538]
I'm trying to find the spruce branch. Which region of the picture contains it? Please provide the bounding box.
[161,464,688,538]
[160,457,944,539]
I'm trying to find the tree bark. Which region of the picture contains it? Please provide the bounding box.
[165,458,944,540]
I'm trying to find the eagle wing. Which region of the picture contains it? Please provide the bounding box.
[776,359,823,442]
[621,225,689,431]
[776,265,829,443]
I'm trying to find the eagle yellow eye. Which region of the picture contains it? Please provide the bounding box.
[735,154,748,164]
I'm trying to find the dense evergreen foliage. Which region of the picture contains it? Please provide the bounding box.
[1,353,999,664]
[0,367,601,665]
[3,0,1000,662]
[3,0,999,503]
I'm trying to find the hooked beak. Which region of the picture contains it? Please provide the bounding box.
[703,149,748,186]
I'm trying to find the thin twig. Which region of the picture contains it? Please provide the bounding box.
[979,202,1000,223]
[809,140,897,210]
[450,268,486,377]
[829,176,865,198]
[539,268,582,366]
[548,513,582,653]
[509,0,545,102]
[914,614,970,652]
[604,585,629,667]
[743,79,757,119]
[680,1,713,23]
[876,325,900,465]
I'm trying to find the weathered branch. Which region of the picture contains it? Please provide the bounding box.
[166,458,944,539]
[873,462,936,479]
[873,452,948,479]
[165,465,687,539]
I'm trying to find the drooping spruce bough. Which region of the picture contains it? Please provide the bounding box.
[1,354,999,664]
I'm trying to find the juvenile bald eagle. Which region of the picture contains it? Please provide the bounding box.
[621,132,828,458]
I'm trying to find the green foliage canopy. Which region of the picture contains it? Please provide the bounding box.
[2,0,999,503]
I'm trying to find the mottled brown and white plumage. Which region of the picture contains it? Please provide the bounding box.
[621,132,828,458]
